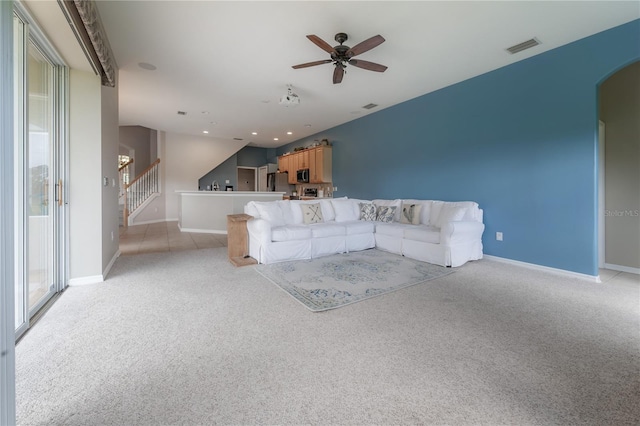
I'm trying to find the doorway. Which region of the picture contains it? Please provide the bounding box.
[237,167,257,191]
[14,11,68,338]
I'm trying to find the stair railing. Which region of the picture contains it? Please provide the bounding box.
[123,158,161,227]
[118,158,134,199]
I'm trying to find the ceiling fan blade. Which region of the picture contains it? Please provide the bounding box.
[292,59,333,69]
[333,66,344,84]
[346,35,385,57]
[348,59,388,73]
[306,34,337,55]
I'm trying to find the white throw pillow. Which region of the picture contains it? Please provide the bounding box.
[400,203,422,225]
[300,203,324,224]
[331,199,359,222]
[433,204,466,228]
[403,200,432,225]
[253,201,286,227]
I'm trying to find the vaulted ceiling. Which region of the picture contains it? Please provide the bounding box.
[81,2,638,148]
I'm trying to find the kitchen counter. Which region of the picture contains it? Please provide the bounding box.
[177,191,285,233]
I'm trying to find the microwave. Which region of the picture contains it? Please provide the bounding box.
[297,168,310,183]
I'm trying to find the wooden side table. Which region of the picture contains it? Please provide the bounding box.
[227,214,257,267]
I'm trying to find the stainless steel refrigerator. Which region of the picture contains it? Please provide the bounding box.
[267,172,294,194]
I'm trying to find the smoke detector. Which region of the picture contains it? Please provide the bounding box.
[279,84,300,107]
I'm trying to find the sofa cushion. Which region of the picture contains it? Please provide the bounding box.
[375,222,406,238]
[331,198,360,222]
[403,226,441,244]
[376,206,397,223]
[309,223,345,238]
[301,203,324,224]
[433,204,466,228]
[271,225,312,242]
[359,202,377,221]
[253,201,287,227]
[344,220,375,235]
[400,202,422,225]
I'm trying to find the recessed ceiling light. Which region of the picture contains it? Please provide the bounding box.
[202,111,209,115]
[287,131,293,135]
[251,132,258,135]
[138,62,157,71]
[274,138,279,141]
[203,130,209,134]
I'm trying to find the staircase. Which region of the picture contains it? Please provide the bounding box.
[120,158,161,227]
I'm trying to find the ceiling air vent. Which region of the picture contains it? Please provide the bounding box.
[362,103,378,110]
[506,38,540,54]
[233,138,244,141]
[177,111,187,115]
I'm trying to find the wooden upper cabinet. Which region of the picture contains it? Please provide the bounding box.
[310,146,332,183]
[278,146,333,184]
[278,155,289,173]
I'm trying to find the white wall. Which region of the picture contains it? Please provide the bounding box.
[101,83,119,273]
[163,131,246,220]
[69,69,103,281]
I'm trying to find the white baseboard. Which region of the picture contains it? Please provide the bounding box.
[69,250,121,286]
[103,250,120,279]
[604,263,640,275]
[68,275,104,286]
[177,225,227,235]
[128,218,167,226]
[483,255,601,283]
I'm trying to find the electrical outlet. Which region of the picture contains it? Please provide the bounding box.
[111,231,114,241]
[496,232,503,241]
[333,186,338,192]
[225,180,230,184]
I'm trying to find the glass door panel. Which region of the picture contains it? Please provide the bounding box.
[27,42,56,313]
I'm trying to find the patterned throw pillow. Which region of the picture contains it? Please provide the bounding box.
[359,202,377,221]
[301,203,324,224]
[376,206,397,223]
[400,203,422,225]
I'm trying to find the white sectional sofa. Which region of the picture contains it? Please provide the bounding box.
[244,197,484,267]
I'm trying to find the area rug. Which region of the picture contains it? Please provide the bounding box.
[254,249,454,312]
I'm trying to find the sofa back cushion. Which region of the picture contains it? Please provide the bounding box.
[252,201,287,227]
[331,198,361,222]
[430,201,481,226]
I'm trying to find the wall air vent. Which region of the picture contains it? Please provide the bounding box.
[177,111,187,115]
[506,38,540,54]
[362,103,378,110]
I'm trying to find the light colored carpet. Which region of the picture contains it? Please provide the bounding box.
[255,249,454,311]
[15,248,640,425]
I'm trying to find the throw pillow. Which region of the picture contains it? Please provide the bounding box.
[433,205,466,228]
[254,202,286,227]
[376,206,397,223]
[301,203,324,224]
[400,203,422,225]
[359,202,377,221]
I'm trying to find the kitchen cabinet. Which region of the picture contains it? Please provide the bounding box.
[278,146,333,185]
[288,154,298,184]
[310,146,332,183]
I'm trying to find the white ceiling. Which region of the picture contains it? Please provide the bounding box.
[90,1,638,148]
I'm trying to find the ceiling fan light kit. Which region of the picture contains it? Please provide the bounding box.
[292,32,388,84]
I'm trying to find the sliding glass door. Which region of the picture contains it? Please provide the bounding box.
[14,9,67,338]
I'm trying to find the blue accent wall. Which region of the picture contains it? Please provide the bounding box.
[278,20,640,276]
[198,146,274,190]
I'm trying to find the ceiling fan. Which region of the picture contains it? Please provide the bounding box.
[292,33,388,84]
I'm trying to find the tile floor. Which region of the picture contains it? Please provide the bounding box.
[119,221,227,255]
